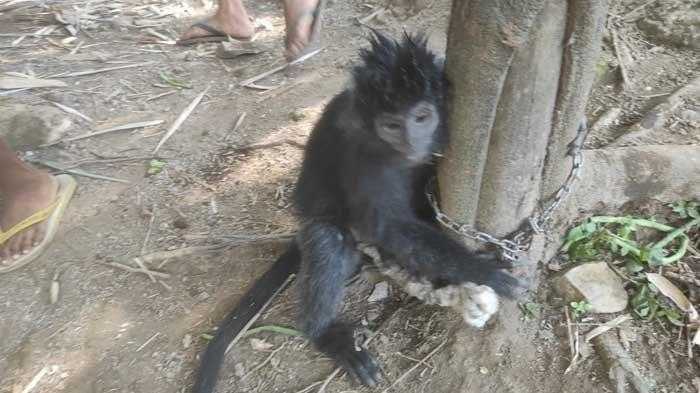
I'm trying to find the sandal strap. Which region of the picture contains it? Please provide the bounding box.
[0,199,59,245]
[192,22,228,37]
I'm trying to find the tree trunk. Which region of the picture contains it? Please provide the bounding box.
[432,0,613,391]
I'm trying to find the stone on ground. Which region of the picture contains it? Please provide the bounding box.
[553,262,628,313]
[0,104,72,149]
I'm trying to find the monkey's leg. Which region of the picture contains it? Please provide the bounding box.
[379,220,519,297]
[298,221,380,387]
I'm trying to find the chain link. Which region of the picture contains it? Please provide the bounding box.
[427,119,589,263]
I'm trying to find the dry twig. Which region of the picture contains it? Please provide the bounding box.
[50,101,93,122]
[227,139,305,154]
[585,314,633,342]
[239,48,322,87]
[357,7,386,26]
[30,159,129,183]
[611,30,632,88]
[105,261,170,279]
[52,62,153,78]
[242,342,288,380]
[153,87,209,153]
[42,120,165,147]
[381,339,448,393]
[136,332,160,352]
[20,366,48,393]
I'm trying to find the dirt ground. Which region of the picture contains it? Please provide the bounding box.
[0,0,698,392]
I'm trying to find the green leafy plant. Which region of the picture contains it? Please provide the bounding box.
[630,284,684,326]
[562,215,698,269]
[561,206,699,325]
[519,302,541,319]
[570,301,592,319]
[147,159,166,175]
[669,200,699,219]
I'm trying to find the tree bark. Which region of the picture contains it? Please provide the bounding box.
[438,0,546,235]
[431,0,628,391]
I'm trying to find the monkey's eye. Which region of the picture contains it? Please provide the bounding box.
[414,111,432,123]
[383,122,402,131]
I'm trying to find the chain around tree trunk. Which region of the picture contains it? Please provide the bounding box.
[427,119,589,263]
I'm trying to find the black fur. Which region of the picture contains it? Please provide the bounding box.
[192,30,518,392]
[294,31,518,386]
[192,245,300,393]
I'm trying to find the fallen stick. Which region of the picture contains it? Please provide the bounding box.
[51,62,154,78]
[139,244,227,264]
[136,332,160,352]
[592,333,654,393]
[242,342,287,380]
[50,101,93,122]
[0,76,66,89]
[380,339,448,393]
[223,112,246,142]
[228,139,306,154]
[31,159,130,183]
[611,31,632,89]
[41,120,165,147]
[20,366,48,393]
[153,87,209,153]
[357,7,386,26]
[133,257,156,283]
[238,48,322,87]
[105,262,170,278]
[584,314,633,342]
[295,381,323,393]
[145,90,177,102]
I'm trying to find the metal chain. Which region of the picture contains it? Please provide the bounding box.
[427,119,589,263]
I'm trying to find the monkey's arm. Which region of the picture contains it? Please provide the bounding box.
[376,220,519,298]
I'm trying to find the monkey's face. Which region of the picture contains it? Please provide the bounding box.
[374,100,439,164]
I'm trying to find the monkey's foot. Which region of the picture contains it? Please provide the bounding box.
[0,174,75,272]
[283,0,323,61]
[316,324,381,387]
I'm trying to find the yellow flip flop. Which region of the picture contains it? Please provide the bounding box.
[0,174,77,273]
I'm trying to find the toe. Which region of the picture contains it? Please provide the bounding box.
[7,235,22,259]
[19,230,36,254]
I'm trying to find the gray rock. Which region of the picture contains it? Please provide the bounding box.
[0,104,71,149]
[367,281,390,303]
[553,262,628,313]
[637,5,700,49]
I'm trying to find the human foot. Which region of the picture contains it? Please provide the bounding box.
[0,170,57,263]
[283,0,322,61]
[178,11,254,44]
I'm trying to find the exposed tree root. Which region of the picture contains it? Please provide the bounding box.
[592,333,655,393]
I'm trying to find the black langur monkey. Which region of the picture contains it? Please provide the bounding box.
[193,31,518,393]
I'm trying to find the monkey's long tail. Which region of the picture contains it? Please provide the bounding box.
[193,242,301,393]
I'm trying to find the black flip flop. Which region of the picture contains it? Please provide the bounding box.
[177,22,252,46]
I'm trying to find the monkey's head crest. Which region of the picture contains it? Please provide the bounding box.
[351,30,444,115]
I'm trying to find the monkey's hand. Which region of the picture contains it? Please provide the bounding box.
[315,323,381,387]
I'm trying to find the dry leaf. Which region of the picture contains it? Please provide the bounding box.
[646,273,699,321]
[584,314,633,342]
[249,338,273,351]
